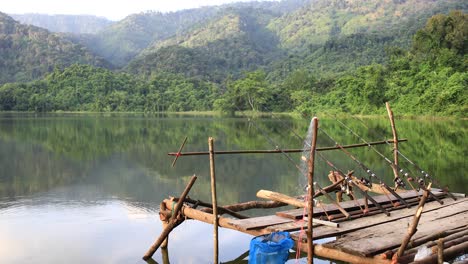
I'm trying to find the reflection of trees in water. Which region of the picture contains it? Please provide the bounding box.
[0,114,465,206]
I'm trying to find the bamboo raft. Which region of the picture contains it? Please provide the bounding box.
[150,185,467,264]
[142,104,468,264]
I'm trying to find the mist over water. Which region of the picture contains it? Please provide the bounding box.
[0,113,465,263]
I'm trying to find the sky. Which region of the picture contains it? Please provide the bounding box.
[2,0,276,21]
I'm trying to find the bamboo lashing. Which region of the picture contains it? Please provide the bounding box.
[171,136,187,167]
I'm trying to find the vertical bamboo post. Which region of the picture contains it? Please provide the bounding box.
[437,238,444,264]
[386,102,399,181]
[143,175,197,260]
[307,117,318,264]
[209,137,219,264]
[161,222,169,248]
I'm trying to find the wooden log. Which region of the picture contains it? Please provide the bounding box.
[306,244,392,264]
[403,227,468,255]
[396,190,429,258]
[143,175,197,260]
[257,189,306,208]
[172,197,249,219]
[407,226,468,250]
[397,235,468,264]
[307,117,318,263]
[162,199,266,237]
[411,241,468,264]
[222,200,287,211]
[167,139,408,156]
[208,137,219,264]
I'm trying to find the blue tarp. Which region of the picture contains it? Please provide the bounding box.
[248,231,294,264]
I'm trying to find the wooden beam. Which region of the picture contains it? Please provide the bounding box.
[257,189,306,208]
[167,139,408,156]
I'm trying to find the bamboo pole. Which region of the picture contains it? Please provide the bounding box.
[162,199,265,237]
[209,137,219,264]
[143,175,197,260]
[306,244,392,264]
[172,197,249,219]
[396,190,429,258]
[307,117,318,264]
[173,196,287,213]
[386,102,400,181]
[171,136,188,167]
[167,139,408,156]
[437,238,444,264]
[412,241,468,264]
[161,247,170,264]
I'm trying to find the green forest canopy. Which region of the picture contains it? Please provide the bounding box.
[0,11,466,117]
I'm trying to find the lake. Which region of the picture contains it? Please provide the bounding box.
[0,113,466,264]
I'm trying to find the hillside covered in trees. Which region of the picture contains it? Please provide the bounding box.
[0,12,109,84]
[0,0,466,116]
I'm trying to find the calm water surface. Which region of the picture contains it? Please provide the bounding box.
[0,113,466,264]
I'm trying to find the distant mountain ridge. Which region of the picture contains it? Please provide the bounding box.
[0,12,109,84]
[9,14,114,34]
[126,8,282,81]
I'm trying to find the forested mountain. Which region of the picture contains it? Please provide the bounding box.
[74,7,223,67]
[268,0,467,50]
[263,0,468,78]
[9,14,114,34]
[67,0,308,67]
[0,12,109,84]
[0,0,466,117]
[126,8,282,81]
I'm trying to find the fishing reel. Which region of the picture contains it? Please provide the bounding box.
[394,177,406,188]
[359,177,372,188]
[417,177,427,188]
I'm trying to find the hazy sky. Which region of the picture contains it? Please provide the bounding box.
[3,0,276,21]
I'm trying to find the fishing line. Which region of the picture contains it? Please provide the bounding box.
[319,127,405,208]
[350,115,456,200]
[316,151,390,216]
[233,105,308,178]
[331,116,445,204]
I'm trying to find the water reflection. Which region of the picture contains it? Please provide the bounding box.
[0,113,465,263]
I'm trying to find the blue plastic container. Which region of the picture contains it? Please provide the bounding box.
[248,231,294,264]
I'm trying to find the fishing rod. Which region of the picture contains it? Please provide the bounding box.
[319,128,411,208]
[235,107,358,219]
[334,117,444,205]
[316,151,391,216]
[351,115,457,201]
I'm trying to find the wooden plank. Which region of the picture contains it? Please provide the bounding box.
[266,220,321,233]
[266,218,338,233]
[277,190,442,219]
[290,197,466,241]
[227,215,293,231]
[320,200,468,257]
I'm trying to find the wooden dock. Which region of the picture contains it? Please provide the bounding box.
[150,188,467,263]
[143,109,467,263]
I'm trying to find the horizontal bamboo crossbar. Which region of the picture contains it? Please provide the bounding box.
[168,139,407,156]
